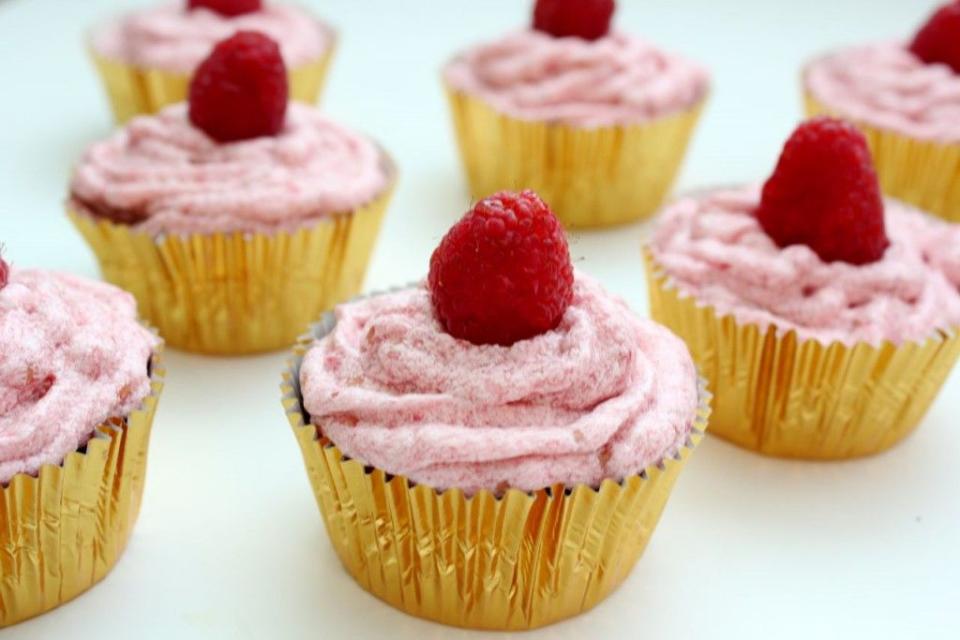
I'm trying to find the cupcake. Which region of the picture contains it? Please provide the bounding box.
[282,190,709,629]
[803,1,960,222]
[0,251,163,626]
[90,0,336,123]
[443,0,709,228]
[69,32,395,355]
[646,117,960,459]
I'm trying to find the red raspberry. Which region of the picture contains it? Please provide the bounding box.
[188,31,288,143]
[909,1,960,74]
[428,190,575,346]
[533,0,615,41]
[757,117,889,265]
[187,0,262,17]
[0,253,8,291]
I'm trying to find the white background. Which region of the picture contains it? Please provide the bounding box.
[0,0,957,638]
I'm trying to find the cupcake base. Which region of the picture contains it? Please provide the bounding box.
[805,93,960,223]
[445,87,705,229]
[645,250,960,459]
[282,309,710,630]
[91,46,336,124]
[0,351,164,627]
[68,173,394,356]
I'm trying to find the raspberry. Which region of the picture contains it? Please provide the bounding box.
[187,0,262,17]
[0,252,8,291]
[757,117,889,265]
[428,190,575,346]
[533,0,615,41]
[188,31,288,143]
[909,1,960,74]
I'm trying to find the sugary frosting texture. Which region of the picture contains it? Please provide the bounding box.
[924,225,960,290]
[0,270,158,484]
[300,275,699,495]
[444,30,709,127]
[92,2,332,72]
[70,103,388,235]
[651,186,960,345]
[805,42,960,143]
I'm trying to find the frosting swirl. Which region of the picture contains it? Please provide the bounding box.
[903,208,960,293]
[805,42,960,144]
[0,270,158,484]
[444,30,709,127]
[91,2,333,72]
[651,186,960,345]
[70,103,389,235]
[299,275,699,495]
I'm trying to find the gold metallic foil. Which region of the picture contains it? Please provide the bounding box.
[281,310,710,630]
[90,45,336,124]
[444,86,705,229]
[68,169,395,355]
[645,249,960,459]
[0,349,164,627]
[805,93,960,223]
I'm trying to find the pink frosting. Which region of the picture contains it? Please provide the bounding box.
[299,275,699,495]
[0,269,158,485]
[805,42,960,144]
[70,103,389,235]
[908,210,960,293]
[650,186,960,346]
[444,30,709,127]
[91,2,333,73]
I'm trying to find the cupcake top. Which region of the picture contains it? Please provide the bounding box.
[299,275,698,495]
[444,29,709,128]
[91,2,333,73]
[651,186,960,345]
[300,188,699,496]
[69,103,389,235]
[804,42,960,143]
[0,268,158,485]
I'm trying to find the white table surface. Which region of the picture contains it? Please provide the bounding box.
[1,0,957,638]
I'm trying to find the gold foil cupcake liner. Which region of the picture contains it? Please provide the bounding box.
[91,44,336,124]
[805,93,960,223]
[445,85,706,229]
[68,168,395,356]
[281,299,710,630]
[645,249,960,459]
[0,348,164,627]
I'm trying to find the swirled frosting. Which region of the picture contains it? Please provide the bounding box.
[299,275,699,495]
[650,186,960,345]
[443,30,709,127]
[805,42,960,143]
[91,2,333,73]
[0,269,158,484]
[904,208,960,292]
[69,103,389,235]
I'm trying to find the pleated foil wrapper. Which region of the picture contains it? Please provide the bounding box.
[444,85,706,229]
[281,295,711,630]
[0,347,165,627]
[90,43,336,124]
[644,249,960,459]
[805,93,960,223]
[68,165,396,355]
